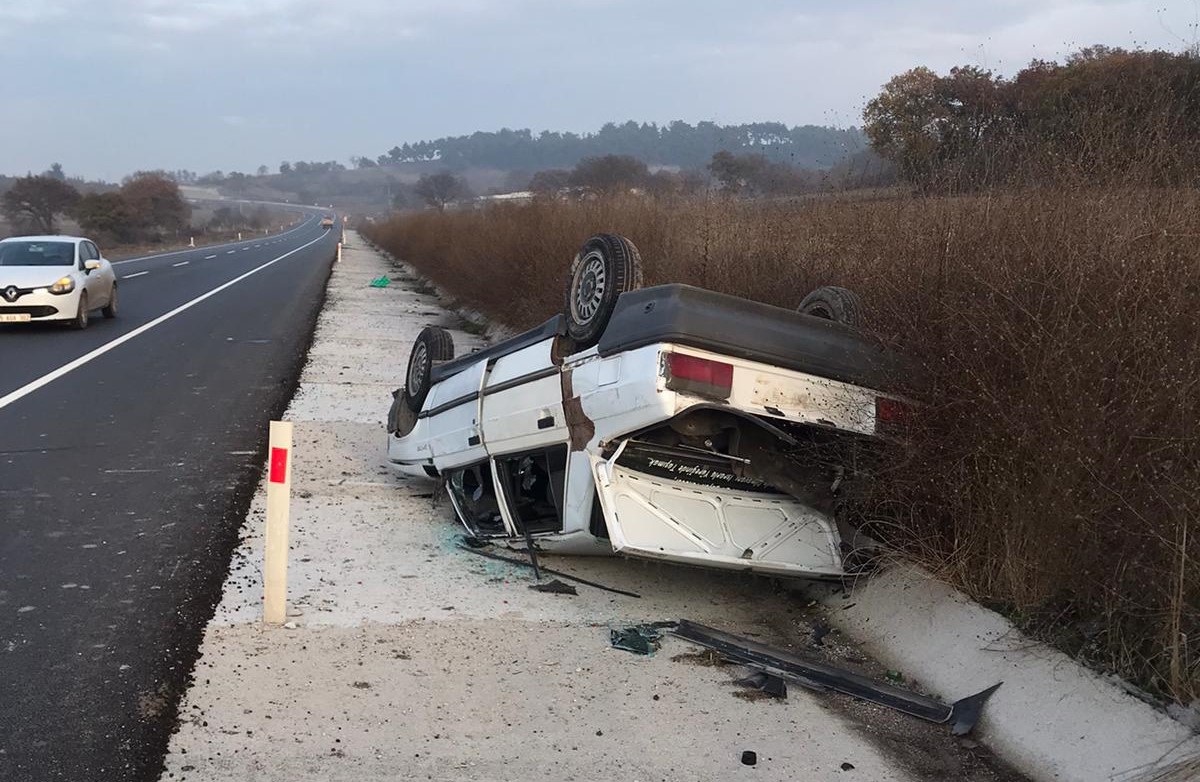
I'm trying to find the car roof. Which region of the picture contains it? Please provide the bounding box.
[0,235,85,244]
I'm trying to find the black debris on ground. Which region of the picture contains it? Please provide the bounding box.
[741,751,758,766]
[529,579,578,595]
[734,670,788,699]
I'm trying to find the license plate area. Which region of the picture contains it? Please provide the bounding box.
[743,369,876,435]
[0,313,31,323]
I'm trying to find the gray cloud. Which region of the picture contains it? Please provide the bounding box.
[0,0,1186,179]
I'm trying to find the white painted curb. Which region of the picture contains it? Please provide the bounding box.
[802,565,1200,781]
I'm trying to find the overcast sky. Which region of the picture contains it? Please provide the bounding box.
[0,0,1189,180]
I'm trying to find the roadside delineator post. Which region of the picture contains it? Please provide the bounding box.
[189,236,195,248]
[264,420,293,625]
[336,242,342,263]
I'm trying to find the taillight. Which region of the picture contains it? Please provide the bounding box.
[875,396,911,428]
[665,352,734,400]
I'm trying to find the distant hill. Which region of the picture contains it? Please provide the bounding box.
[197,120,869,213]
[371,121,866,172]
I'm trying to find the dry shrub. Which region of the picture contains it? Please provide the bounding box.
[364,190,1200,702]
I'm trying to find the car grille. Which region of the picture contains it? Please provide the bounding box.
[0,305,58,318]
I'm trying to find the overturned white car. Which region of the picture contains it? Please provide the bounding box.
[387,234,908,579]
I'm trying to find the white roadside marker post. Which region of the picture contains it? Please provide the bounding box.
[189,236,195,248]
[336,242,342,263]
[264,420,293,625]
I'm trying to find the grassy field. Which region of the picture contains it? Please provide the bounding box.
[364,190,1200,704]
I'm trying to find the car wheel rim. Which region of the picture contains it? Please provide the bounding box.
[572,252,606,325]
[408,343,429,390]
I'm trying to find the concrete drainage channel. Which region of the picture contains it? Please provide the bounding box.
[161,233,1196,781]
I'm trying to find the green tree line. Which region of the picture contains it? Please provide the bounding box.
[373,121,864,172]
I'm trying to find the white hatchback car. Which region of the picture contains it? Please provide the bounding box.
[387,233,911,580]
[0,236,118,329]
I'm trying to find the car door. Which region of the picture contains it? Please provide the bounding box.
[77,241,105,305]
[478,338,568,455]
[426,358,489,472]
[90,242,116,305]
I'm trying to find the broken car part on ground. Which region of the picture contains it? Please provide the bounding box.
[668,619,1001,736]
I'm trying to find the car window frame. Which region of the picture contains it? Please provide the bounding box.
[492,444,569,537]
[444,459,512,539]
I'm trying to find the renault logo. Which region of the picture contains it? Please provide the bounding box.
[2,286,18,303]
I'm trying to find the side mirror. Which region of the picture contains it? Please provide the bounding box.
[84,260,101,271]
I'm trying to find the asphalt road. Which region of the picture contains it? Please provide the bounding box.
[0,214,340,781]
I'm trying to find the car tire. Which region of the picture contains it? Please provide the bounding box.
[403,326,455,412]
[798,286,864,328]
[564,233,643,349]
[71,293,89,330]
[101,285,118,319]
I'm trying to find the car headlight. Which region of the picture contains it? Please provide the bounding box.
[48,276,75,295]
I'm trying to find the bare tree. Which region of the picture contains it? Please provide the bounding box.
[120,172,190,240]
[414,172,470,210]
[569,155,648,194]
[1,175,81,233]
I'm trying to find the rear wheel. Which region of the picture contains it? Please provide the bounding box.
[71,293,89,330]
[564,233,643,349]
[101,285,118,319]
[403,326,455,412]
[798,286,863,328]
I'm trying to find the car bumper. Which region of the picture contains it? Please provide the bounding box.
[0,288,80,322]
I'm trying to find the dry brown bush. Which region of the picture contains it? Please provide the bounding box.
[364,190,1200,702]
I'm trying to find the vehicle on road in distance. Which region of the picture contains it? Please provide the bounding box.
[0,236,118,329]
[320,216,335,229]
[387,233,908,579]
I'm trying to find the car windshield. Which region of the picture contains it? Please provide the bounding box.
[0,241,76,267]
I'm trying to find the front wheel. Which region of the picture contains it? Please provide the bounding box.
[101,285,118,319]
[71,293,89,330]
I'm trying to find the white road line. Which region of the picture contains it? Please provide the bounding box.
[226,250,236,255]
[173,261,189,267]
[123,271,149,279]
[0,233,329,412]
[112,217,317,265]
[204,254,217,260]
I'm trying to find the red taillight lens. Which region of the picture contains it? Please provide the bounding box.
[875,396,910,426]
[665,353,734,399]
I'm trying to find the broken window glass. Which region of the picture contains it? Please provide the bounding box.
[446,463,506,537]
